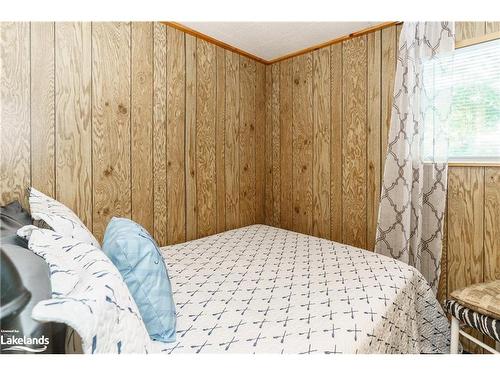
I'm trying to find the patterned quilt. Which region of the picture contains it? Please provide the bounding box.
[159,225,450,354]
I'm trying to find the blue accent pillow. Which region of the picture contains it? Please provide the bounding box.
[102,217,176,343]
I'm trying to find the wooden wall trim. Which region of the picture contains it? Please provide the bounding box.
[163,21,400,65]
[164,22,268,65]
[268,22,399,65]
[455,30,500,48]
[448,162,500,167]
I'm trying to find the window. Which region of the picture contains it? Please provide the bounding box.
[424,38,500,162]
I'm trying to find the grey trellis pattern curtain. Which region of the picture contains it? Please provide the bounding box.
[375,22,455,294]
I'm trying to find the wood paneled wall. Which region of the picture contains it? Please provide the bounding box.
[456,21,500,43]
[0,22,266,245]
[264,24,403,250]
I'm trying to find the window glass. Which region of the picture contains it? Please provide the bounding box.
[424,38,500,162]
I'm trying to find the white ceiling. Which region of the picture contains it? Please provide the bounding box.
[180,22,379,61]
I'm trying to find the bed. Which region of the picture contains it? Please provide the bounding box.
[158,225,450,354]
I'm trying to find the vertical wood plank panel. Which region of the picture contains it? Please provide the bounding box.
[484,167,500,281]
[292,53,313,234]
[342,36,367,249]
[312,47,330,238]
[330,43,343,242]
[31,22,55,197]
[153,23,167,244]
[367,30,381,251]
[131,22,153,234]
[448,167,485,291]
[255,62,266,224]
[224,51,240,230]
[280,60,293,230]
[166,26,186,243]
[196,39,217,237]
[0,22,31,208]
[92,22,131,240]
[485,22,500,34]
[216,46,226,232]
[271,63,281,227]
[239,56,256,227]
[54,22,92,227]
[185,34,197,240]
[381,26,397,179]
[264,64,273,225]
[456,22,486,43]
[448,166,485,354]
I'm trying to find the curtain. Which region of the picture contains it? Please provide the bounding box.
[375,22,455,294]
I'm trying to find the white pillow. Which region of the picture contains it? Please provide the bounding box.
[28,187,100,248]
[28,228,154,354]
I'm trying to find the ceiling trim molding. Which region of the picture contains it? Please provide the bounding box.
[163,21,401,65]
[268,21,400,64]
[163,21,269,64]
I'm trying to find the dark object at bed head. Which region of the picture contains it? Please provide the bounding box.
[1,250,33,353]
[1,250,31,320]
[0,201,31,247]
[0,201,65,354]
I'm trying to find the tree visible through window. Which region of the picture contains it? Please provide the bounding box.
[424,38,500,162]
[451,77,500,160]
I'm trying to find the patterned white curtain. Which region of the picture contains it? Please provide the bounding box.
[375,22,455,294]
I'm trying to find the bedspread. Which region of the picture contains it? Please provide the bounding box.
[158,225,450,354]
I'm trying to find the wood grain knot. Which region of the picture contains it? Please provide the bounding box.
[294,206,300,213]
[105,101,109,106]
[138,72,146,84]
[104,166,114,176]
[190,169,195,177]
[118,104,128,114]
[243,165,248,172]
[250,124,254,131]
[101,207,110,215]
[301,165,307,172]
[294,78,299,85]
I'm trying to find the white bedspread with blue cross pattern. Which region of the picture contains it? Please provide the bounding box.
[158,225,450,354]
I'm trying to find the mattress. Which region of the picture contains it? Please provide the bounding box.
[158,225,450,354]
